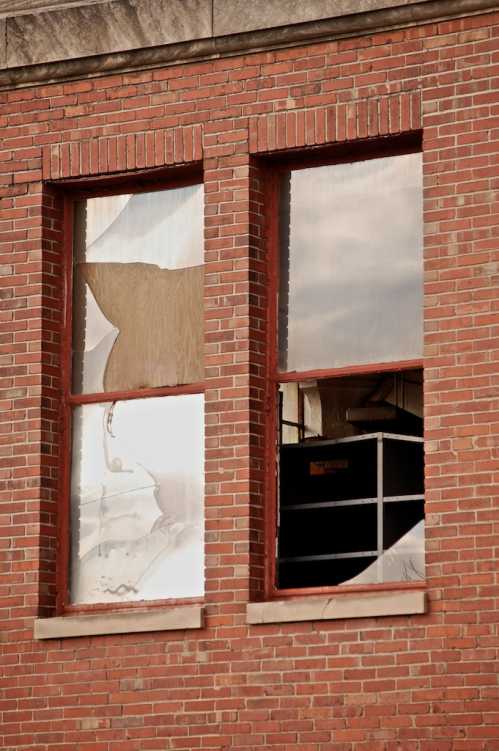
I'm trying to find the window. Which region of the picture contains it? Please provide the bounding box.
[271,149,424,592]
[63,181,204,608]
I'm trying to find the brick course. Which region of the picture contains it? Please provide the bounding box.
[1,10,499,751]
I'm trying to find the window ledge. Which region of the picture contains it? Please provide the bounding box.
[34,603,204,639]
[246,589,426,625]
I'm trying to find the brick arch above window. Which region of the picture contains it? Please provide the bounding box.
[42,123,204,180]
[248,91,422,155]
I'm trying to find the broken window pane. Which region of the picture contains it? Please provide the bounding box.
[69,393,204,604]
[75,186,203,269]
[341,520,425,586]
[279,152,423,372]
[72,185,204,393]
[277,370,424,588]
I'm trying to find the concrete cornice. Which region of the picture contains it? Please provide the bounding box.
[0,0,497,90]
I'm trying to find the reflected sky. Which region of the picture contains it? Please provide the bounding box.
[279,153,423,372]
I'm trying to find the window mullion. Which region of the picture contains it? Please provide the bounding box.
[68,381,206,406]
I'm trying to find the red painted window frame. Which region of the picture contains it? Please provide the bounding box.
[57,168,205,615]
[262,137,425,601]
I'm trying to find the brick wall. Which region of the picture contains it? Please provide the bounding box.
[1,10,498,750]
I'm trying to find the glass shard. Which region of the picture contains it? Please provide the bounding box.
[279,152,423,372]
[340,520,424,585]
[70,394,204,604]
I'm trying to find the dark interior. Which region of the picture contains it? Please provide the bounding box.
[277,369,424,589]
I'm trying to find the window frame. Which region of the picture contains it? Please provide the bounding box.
[263,139,425,601]
[57,170,205,615]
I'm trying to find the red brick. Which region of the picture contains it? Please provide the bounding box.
[1,11,498,751]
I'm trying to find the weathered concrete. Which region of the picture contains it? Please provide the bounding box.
[213,0,429,36]
[6,0,211,67]
[246,590,426,625]
[0,0,496,89]
[34,604,204,639]
[0,18,5,69]
[0,0,106,15]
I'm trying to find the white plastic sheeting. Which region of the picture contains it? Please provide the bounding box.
[70,394,204,604]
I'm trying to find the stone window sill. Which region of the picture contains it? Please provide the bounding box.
[246,589,426,625]
[34,603,204,639]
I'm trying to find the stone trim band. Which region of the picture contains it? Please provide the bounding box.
[0,0,497,90]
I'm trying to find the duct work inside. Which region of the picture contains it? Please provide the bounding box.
[277,369,424,589]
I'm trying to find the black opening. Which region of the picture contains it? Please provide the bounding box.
[277,369,424,590]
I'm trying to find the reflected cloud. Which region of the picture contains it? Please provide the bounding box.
[280,153,423,372]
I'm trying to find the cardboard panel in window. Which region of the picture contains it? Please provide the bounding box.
[72,185,204,393]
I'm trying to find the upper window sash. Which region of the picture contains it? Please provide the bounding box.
[71,184,204,395]
[278,152,423,375]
